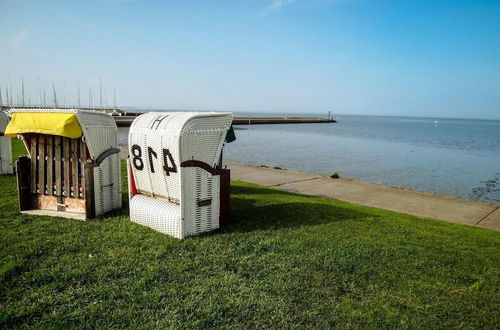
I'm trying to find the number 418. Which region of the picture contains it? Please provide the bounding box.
[131,144,177,176]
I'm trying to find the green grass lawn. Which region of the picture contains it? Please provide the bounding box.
[1,139,499,328]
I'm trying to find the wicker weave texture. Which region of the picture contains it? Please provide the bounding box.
[0,112,13,174]
[129,121,182,200]
[181,167,221,237]
[93,152,122,216]
[128,112,233,238]
[130,194,182,238]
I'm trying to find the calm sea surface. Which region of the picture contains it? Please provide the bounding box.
[118,114,500,204]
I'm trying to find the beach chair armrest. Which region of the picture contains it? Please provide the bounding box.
[90,148,120,167]
[180,160,226,176]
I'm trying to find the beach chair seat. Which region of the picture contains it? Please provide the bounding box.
[130,194,182,236]
[128,112,233,239]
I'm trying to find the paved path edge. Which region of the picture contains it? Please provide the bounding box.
[226,162,500,232]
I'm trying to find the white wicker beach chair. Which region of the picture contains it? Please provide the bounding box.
[5,109,122,220]
[0,111,13,175]
[128,112,233,239]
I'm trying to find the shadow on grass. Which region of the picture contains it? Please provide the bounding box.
[100,194,130,218]
[229,183,300,197]
[223,183,377,233]
[2,166,375,234]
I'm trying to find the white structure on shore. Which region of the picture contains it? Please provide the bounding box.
[0,111,13,174]
[128,112,233,238]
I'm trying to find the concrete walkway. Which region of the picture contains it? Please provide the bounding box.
[227,162,500,232]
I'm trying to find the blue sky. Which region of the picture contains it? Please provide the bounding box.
[1,0,499,119]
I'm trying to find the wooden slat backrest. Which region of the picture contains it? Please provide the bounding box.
[30,136,37,193]
[79,139,86,198]
[63,138,70,197]
[47,136,54,195]
[38,136,45,194]
[71,139,78,197]
[27,133,89,199]
[55,137,62,196]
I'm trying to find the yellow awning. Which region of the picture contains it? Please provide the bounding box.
[4,113,83,139]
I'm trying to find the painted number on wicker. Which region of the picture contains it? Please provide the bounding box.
[162,148,177,176]
[131,144,144,170]
[131,144,177,176]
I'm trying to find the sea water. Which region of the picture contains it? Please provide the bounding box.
[118,115,500,204]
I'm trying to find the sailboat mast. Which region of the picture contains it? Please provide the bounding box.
[21,77,25,106]
[99,77,103,110]
[52,82,58,108]
[37,76,41,106]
